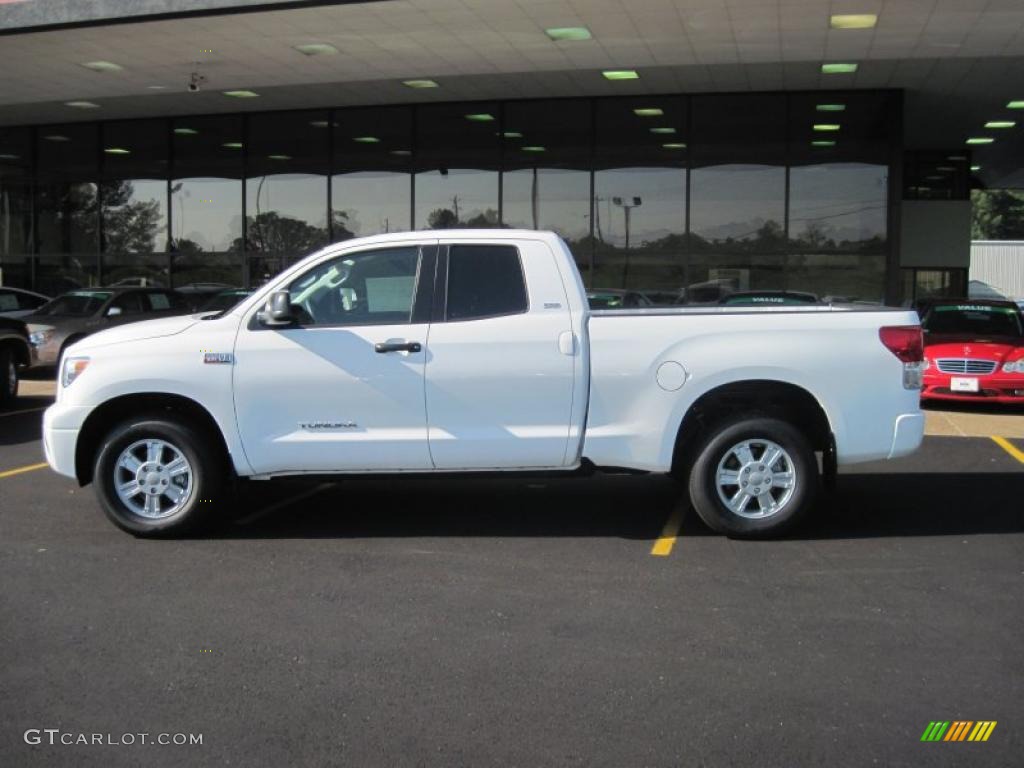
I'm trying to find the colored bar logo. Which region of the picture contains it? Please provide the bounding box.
[921,721,997,742]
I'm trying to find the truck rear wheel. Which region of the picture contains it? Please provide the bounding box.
[93,415,227,537]
[687,416,816,538]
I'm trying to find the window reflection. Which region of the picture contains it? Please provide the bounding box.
[246,111,329,285]
[101,120,169,287]
[332,107,412,238]
[0,128,33,288]
[502,100,592,282]
[36,123,100,292]
[415,103,499,229]
[171,115,244,287]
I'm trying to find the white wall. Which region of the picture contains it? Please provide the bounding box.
[970,241,1024,298]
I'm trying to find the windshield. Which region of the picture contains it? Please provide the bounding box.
[923,304,1023,337]
[37,291,112,317]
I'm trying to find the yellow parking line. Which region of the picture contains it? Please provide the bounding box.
[650,505,684,557]
[0,461,49,479]
[991,436,1024,464]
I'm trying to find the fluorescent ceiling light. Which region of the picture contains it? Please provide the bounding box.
[222,142,243,149]
[1007,101,1024,109]
[821,63,858,74]
[173,127,198,135]
[603,70,639,80]
[390,150,411,156]
[267,154,291,160]
[935,166,956,172]
[500,131,523,138]
[970,165,981,171]
[65,101,100,109]
[353,136,380,143]
[984,120,1015,129]
[465,113,495,122]
[811,140,836,147]
[223,90,259,98]
[309,120,338,128]
[947,154,966,160]
[146,85,167,90]
[650,127,676,134]
[830,14,877,29]
[293,43,338,56]
[44,135,69,142]
[80,60,123,72]
[813,124,840,131]
[402,79,439,89]
[662,143,686,149]
[0,153,20,160]
[103,147,130,155]
[965,137,994,144]
[545,27,592,42]
[816,104,846,112]
[521,146,545,152]
[633,108,664,117]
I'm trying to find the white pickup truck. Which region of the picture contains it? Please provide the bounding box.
[43,230,925,538]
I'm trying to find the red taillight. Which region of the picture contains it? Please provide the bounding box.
[879,325,924,363]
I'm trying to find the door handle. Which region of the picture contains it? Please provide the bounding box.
[374,341,422,353]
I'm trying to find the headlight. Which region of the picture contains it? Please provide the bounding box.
[29,329,54,346]
[61,356,90,387]
[1004,360,1024,373]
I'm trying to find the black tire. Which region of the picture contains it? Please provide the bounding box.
[687,416,817,538]
[0,347,17,405]
[93,415,228,537]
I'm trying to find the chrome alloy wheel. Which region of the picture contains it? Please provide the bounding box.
[714,438,797,519]
[113,439,194,519]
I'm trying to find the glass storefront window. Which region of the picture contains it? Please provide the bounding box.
[36,123,100,293]
[502,100,592,282]
[171,115,244,287]
[101,120,169,287]
[415,103,500,229]
[0,127,33,289]
[593,97,687,298]
[332,107,412,239]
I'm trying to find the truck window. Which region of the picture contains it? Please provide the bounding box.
[446,245,527,321]
[287,246,420,327]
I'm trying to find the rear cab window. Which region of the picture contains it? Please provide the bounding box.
[445,244,528,321]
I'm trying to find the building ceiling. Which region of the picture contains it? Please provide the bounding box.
[0,0,1022,184]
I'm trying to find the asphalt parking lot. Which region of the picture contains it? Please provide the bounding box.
[1,390,1022,767]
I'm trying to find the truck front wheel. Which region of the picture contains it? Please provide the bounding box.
[93,416,227,537]
[688,416,817,538]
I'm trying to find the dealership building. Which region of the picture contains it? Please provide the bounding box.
[0,0,1022,305]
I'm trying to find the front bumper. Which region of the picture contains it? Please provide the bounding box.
[42,401,92,480]
[922,373,1024,404]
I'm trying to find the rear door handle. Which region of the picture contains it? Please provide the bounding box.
[374,341,422,353]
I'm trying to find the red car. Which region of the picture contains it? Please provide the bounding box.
[919,299,1024,404]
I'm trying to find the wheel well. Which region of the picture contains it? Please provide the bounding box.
[75,393,230,486]
[671,380,832,474]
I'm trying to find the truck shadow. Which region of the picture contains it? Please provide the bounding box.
[221,470,1024,541]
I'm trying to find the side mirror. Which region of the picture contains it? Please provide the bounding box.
[106,306,123,317]
[257,290,295,327]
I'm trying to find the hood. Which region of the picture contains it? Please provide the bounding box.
[924,335,1023,362]
[68,314,201,351]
